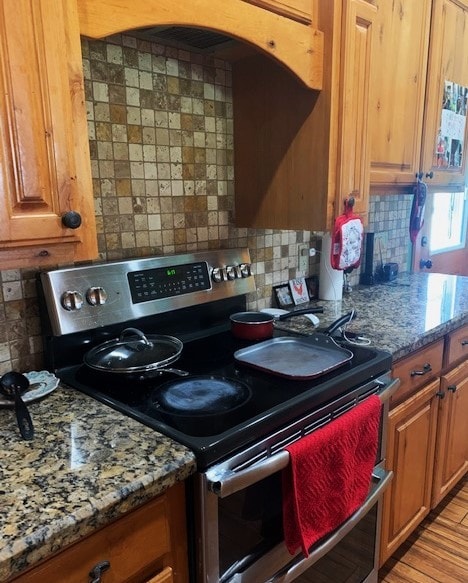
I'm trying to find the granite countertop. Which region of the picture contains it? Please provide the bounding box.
[275,272,468,361]
[0,387,196,581]
[1,271,467,581]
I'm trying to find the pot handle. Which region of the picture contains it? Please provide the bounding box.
[119,327,153,347]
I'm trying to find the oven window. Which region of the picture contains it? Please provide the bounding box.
[218,472,378,582]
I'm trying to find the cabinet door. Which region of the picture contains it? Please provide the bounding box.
[420,0,468,187]
[432,361,468,507]
[337,0,376,222]
[369,0,432,186]
[379,379,439,566]
[0,0,97,268]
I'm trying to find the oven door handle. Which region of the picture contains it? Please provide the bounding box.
[206,378,399,498]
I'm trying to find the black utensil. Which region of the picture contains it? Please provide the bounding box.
[0,371,34,440]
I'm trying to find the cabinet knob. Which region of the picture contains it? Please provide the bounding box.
[62,211,82,229]
[447,384,457,393]
[419,259,433,269]
[89,560,110,583]
[436,390,445,399]
[425,171,434,179]
[410,362,432,377]
[416,172,424,180]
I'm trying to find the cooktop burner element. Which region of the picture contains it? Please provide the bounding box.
[38,248,393,469]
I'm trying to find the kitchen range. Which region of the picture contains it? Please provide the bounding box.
[38,248,398,583]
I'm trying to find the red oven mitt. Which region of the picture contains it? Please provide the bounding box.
[330,199,364,270]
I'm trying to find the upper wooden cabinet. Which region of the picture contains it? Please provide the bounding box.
[242,0,314,24]
[0,0,97,269]
[77,0,323,91]
[370,0,468,189]
[233,0,376,231]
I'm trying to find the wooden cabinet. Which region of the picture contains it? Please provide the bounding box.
[370,0,468,189]
[242,0,314,24]
[77,0,323,91]
[9,482,188,583]
[233,0,376,231]
[380,325,468,567]
[0,0,97,269]
[380,379,439,565]
[432,360,468,506]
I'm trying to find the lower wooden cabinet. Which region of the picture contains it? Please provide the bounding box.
[432,360,468,507]
[380,327,468,567]
[10,482,188,583]
[379,378,439,565]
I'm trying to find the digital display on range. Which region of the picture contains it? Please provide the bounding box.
[127,261,211,303]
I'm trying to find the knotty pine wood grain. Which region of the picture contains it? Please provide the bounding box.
[379,474,468,582]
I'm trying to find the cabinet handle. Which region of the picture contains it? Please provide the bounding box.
[425,171,434,179]
[461,340,468,346]
[447,384,457,393]
[415,171,423,180]
[436,390,445,399]
[89,560,110,583]
[410,363,432,377]
[62,210,82,229]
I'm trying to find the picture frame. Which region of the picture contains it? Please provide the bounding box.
[273,283,294,308]
[289,277,310,305]
[305,275,319,301]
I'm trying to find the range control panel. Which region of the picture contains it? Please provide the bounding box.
[40,249,255,336]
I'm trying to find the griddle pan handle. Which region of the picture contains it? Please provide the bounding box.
[322,310,356,336]
[206,378,399,498]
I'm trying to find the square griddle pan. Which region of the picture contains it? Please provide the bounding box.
[234,334,353,379]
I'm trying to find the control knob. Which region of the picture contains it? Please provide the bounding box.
[211,267,225,283]
[86,286,108,306]
[239,263,252,278]
[61,290,84,311]
[226,265,238,280]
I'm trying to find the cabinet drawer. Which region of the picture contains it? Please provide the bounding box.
[12,494,171,583]
[391,339,444,407]
[444,324,468,368]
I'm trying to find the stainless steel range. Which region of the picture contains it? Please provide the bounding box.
[38,248,398,583]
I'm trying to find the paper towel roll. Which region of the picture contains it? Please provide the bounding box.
[319,234,343,301]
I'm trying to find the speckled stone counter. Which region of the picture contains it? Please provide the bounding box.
[275,272,468,361]
[0,386,196,581]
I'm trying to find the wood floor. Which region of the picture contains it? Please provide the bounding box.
[379,474,468,583]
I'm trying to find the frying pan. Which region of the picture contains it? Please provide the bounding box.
[230,307,324,341]
[83,328,189,378]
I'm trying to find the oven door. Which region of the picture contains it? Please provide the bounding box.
[194,378,399,583]
[196,461,391,583]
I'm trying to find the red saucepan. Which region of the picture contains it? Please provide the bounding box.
[230,307,324,341]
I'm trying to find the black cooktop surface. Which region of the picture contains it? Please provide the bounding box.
[57,330,392,468]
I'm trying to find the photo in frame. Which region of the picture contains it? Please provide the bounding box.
[273,284,294,308]
[289,277,310,305]
[305,275,319,300]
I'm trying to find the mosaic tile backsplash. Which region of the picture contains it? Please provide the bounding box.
[0,34,414,374]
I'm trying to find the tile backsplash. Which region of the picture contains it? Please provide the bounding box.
[0,34,413,374]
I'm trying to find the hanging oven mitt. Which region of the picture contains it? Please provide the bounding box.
[409,178,427,244]
[331,199,364,270]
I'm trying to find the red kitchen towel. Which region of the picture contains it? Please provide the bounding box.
[282,395,381,556]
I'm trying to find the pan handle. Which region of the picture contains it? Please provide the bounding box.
[277,307,324,320]
[322,310,356,336]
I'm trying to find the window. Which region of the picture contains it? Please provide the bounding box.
[429,190,468,253]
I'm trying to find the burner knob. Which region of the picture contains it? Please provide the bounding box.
[239,263,252,278]
[211,267,225,283]
[61,290,84,311]
[86,286,108,306]
[226,265,238,280]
